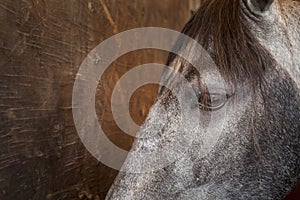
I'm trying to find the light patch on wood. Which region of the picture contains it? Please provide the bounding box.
[99,0,119,34]
[88,2,92,11]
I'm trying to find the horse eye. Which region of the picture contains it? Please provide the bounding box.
[199,92,229,111]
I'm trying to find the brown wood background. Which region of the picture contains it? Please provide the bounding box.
[0,0,199,199]
[0,0,299,199]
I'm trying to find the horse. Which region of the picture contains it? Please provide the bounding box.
[106,0,300,199]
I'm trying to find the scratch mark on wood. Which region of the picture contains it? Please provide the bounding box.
[4,96,21,99]
[0,4,16,15]
[64,141,77,147]
[41,51,68,62]
[46,185,79,199]
[3,74,54,83]
[24,42,42,49]
[0,46,12,50]
[99,0,119,34]
[18,31,74,47]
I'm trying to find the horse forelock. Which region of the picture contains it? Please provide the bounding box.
[167,0,278,94]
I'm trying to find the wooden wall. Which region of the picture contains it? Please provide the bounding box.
[0,0,199,199]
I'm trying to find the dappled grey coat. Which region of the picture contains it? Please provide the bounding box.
[107,0,300,199]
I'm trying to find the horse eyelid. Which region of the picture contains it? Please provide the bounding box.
[198,92,233,111]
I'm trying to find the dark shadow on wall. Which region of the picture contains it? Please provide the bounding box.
[285,183,300,200]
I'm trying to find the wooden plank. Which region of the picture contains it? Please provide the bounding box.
[0,0,193,199]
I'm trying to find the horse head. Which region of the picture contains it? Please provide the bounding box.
[107,0,300,199]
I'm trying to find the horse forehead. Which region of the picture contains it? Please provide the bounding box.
[200,70,227,88]
[268,36,300,88]
[256,8,300,88]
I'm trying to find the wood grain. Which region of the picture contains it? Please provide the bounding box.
[0,0,197,199]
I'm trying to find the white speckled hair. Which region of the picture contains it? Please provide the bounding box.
[107,0,300,199]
